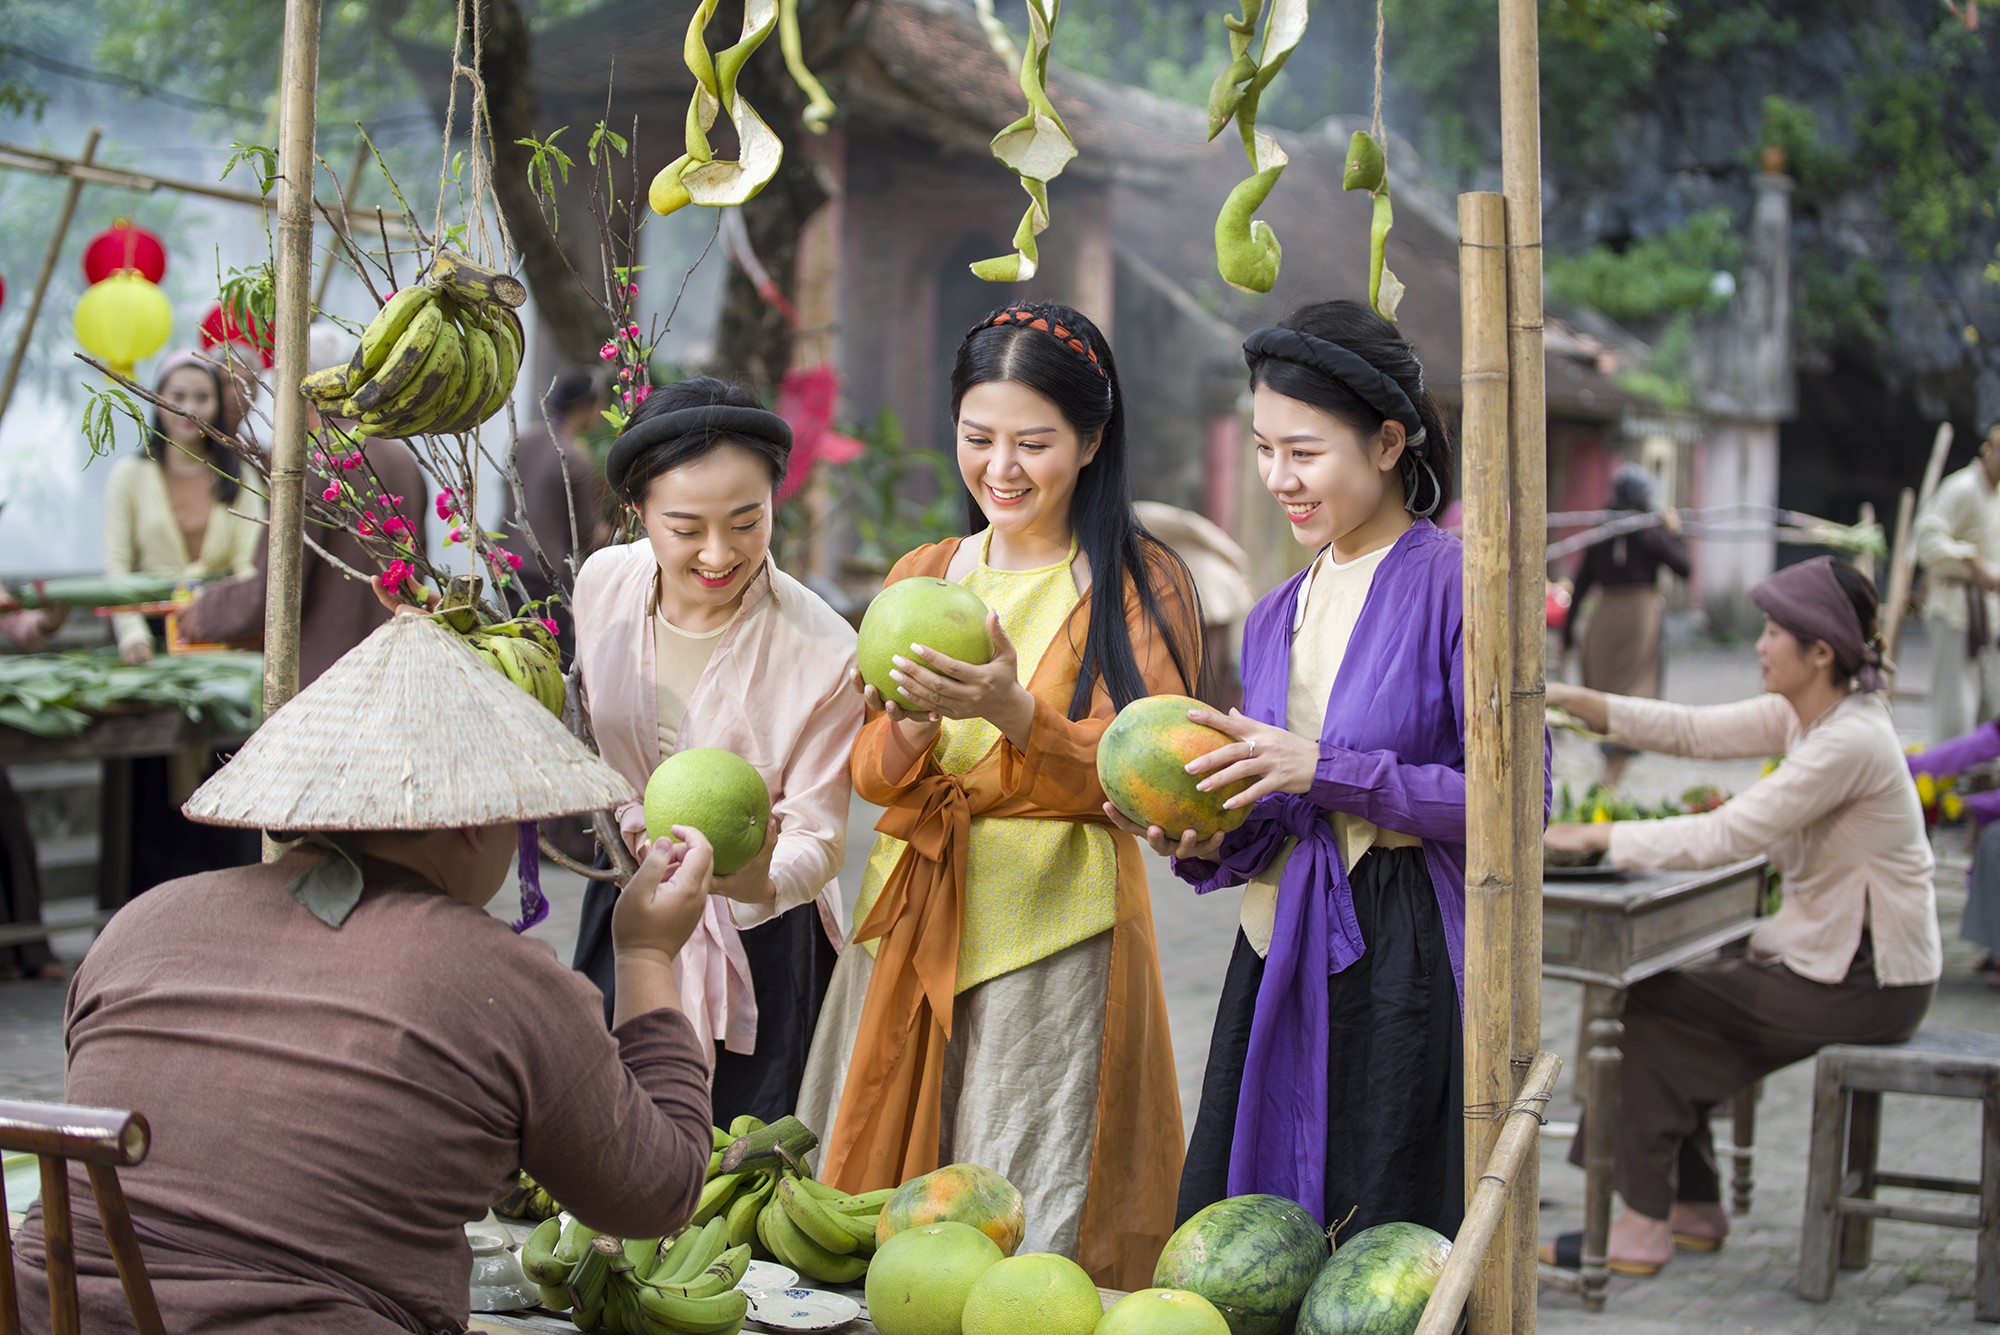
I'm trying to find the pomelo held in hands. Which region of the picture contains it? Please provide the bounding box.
[857,577,994,710]
[643,747,771,876]
[1099,695,1253,839]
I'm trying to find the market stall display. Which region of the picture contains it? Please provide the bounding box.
[0,649,262,739]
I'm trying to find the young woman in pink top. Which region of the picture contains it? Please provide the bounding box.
[1541,557,1937,1275]
[570,376,865,1122]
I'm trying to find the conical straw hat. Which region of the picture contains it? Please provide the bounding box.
[184,612,636,830]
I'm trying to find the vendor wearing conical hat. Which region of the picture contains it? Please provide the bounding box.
[11,610,720,1335]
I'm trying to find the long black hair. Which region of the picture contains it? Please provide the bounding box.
[146,356,243,505]
[611,376,790,507]
[1247,299,1454,514]
[950,303,1201,719]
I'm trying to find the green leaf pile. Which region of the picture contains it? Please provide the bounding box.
[0,651,265,739]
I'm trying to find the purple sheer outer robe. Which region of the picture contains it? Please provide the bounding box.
[1909,720,2000,831]
[1172,519,1553,1219]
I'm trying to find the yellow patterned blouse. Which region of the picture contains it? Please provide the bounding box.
[853,535,1119,991]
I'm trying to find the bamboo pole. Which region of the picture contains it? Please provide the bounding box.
[1414,1052,1562,1335]
[1457,190,1515,1334]
[1881,487,1917,670]
[261,0,323,802]
[0,142,415,239]
[1498,0,1550,1314]
[0,127,101,427]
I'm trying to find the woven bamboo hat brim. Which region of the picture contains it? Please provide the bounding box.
[184,613,636,830]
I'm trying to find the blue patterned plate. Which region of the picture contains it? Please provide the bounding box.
[747,1287,861,1332]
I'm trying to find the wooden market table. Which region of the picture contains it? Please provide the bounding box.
[1538,856,1770,1311]
[469,1286,1130,1334]
[0,709,252,948]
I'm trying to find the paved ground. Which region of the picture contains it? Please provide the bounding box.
[5,628,1996,1329]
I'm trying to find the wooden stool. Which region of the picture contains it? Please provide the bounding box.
[0,1098,163,1335]
[1798,1030,2000,1322]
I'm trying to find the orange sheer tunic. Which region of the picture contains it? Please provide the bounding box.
[822,536,1196,1289]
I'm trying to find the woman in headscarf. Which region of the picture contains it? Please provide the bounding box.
[570,376,864,1124]
[10,610,718,1334]
[1542,556,1938,1275]
[1562,462,1691,789]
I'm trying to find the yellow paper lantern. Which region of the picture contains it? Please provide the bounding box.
[74,272,173,377]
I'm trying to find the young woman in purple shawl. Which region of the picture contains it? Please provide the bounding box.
[1109,299,1510,1236]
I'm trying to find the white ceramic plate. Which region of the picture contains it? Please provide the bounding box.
[748,1287,861,1332]
[738,1260,800,1295]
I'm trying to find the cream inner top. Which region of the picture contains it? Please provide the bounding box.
[1241,542,1420,957]
[651,579,738,756]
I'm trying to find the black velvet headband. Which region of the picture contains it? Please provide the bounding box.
[605,404,793,495]
[1243,326,1428,452]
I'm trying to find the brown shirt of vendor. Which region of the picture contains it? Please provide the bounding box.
[13,850,713,1334]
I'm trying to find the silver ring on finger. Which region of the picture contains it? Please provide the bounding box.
[1246,737,1257,756]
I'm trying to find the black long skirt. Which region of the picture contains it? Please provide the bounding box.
[1177,845,1465,1238]
[574,881,838,1124]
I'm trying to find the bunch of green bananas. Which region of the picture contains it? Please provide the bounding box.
[464,619,566,717]
[698,1114,891,1287]
[299,250,525,439]
[494,1170,562,1222]
[522,1214,752,1335]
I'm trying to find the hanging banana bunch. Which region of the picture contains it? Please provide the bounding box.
[431,578,567,718]
[968,0,1076,283]
[296,250,526,439]
[1343,130,1404,321]
[649,0,835,218]
[1205,0,1307,294]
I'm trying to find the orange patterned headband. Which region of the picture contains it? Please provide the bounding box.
[974,305,1108,379]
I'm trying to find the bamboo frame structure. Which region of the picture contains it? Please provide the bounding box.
[1498,0,1551,1315]
[1416,1053,1562,1335]
[260,0,323,761]
[0,127,101,427]
[1457,189,1516,1332]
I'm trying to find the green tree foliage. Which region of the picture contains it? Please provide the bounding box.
[1545,206,1742,322]
[1850,25,2000,266]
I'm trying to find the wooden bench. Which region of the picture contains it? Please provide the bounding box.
[1798,1029,2000,1322]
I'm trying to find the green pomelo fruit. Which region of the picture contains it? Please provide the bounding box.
[643,747,771,876]
[962,1254,1103,1335]
[865,1221,1005,1335]
[1153,1193,1328,1335]
[1295,1221,1451,1335]
[1098,695,1252,840]
[1095,1288,1232,1335]
[857,577,994,709]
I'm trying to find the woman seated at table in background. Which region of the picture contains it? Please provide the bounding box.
[12,611,716,1334]
[1539,556,1939,1276]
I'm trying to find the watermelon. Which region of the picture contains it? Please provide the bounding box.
[1152,1194,1329,1335]
[1296,1222,1451,1335]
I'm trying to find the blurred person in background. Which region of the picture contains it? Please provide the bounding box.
[0,588,70,979]
[101,351,266,896]
[1916,421,2000,743]
[1561,462,1690,790]
[504,368,610,665]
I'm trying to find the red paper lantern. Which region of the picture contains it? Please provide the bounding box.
[198,302,274,369]
[82,220,167,286]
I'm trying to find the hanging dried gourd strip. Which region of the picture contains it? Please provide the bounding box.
[650,0,837,213]
[778,0,838,133]
[1342,0,1404,320]
[969,0,1077,283]
[1205,0,1306,294]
